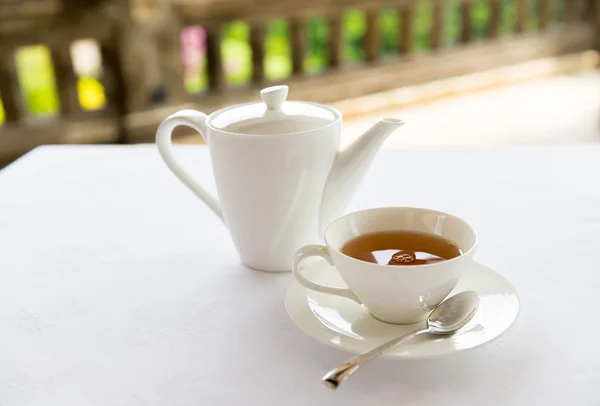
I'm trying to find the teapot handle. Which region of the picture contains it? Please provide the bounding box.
[155,110,224,222]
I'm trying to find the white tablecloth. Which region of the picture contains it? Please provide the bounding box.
[1,145,599,406]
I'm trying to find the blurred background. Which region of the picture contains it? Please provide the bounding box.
[0,0,598,166]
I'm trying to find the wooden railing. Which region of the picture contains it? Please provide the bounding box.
[0,0,598,164]
[172,0,597,105]
[0,0,128,163]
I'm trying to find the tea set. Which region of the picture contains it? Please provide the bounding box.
[155,85,519,387]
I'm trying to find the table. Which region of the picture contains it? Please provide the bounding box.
[1,145,599,406]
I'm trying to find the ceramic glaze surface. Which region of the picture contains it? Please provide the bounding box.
[293,207,477,323]
[286,259,519,358]
[155,86,404,271]
[209,122,340,271]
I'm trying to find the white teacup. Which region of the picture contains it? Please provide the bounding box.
[292,207,478,324]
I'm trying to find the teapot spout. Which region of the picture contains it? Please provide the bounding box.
[320,118,405,233]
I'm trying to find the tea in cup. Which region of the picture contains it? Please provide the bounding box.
[292,207,478,324]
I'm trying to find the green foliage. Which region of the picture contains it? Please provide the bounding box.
[265,19,292,81]
[501,0,517,35]
[472,0,491,40]
[379,9,400,54]
[15,45,60,116]
[221,22,252,86]
[343,9,366,63]
[443,1,462,45]
[305,17,329,73]
[17,5,558,108]
[550,0,564,24]
[184,73,208,94]
[222,21,250,42]
[413,1,432,51]
[11,45,106,116]
[526,0,541,31]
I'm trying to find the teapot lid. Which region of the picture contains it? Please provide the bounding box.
[208,85,339,135]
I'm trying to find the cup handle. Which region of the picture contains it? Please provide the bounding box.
[292,245,361,303]
[156,109,224,222]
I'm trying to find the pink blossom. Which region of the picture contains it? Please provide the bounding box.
[180,26,206,77]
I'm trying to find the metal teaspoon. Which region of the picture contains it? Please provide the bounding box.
[322,290,480,389]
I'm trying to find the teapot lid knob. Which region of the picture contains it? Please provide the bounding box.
[260,85,288,110]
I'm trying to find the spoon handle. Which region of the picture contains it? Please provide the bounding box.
[322,328,430,389]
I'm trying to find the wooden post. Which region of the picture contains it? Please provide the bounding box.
[564,0,584,24]
[591,0,600,131]
[153,5,187,105]
[66,0,130,143]
[328,13,342,69]
[100,40,128,142]
[123,0,187,105]
[290,17,306,75]
[489,0,502,38]
[112,0,186,108]
[250,21,265,84]
[205,25,225,91]
[539,0,551,29]
[593,0,600,51]
[401,5,414,54]
[461,2,472,43]
[51,45,81,116]
[515,0,527,33]
[365,7,380,61]
[431,0,443,49]
[0,54,24,123]
[111,0,163,112]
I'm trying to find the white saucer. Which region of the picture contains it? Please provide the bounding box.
[285,259,519,359]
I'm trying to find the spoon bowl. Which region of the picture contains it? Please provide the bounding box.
[428,290,480,333]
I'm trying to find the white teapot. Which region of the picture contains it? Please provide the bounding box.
[156,85,404,272]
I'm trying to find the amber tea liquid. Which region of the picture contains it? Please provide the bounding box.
[341,230,462,266]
